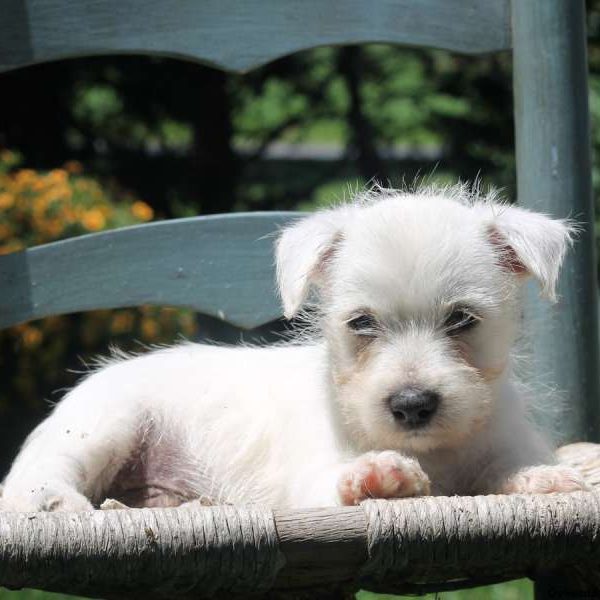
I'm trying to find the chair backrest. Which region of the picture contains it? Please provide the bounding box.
[0,1,510,73]
[0,213,299,331]
[0,0,597,446]
[0,0,512,335]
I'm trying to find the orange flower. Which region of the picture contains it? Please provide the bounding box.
[31,178,49,192]
[141,317,159,340]
[47,169,68,185]
[33,195,52,214]
[44,218,64,237]
[178,312,198,335]
[62,206,77,222]
[131,201,154,222]
[0,241,23,254]
[99,204,114,217]
[21,326,43,348]
[64,160,83,174]
[0,192,14,210]
[14,169,36,186]
[110,312,135,334]
[81,208,106,231]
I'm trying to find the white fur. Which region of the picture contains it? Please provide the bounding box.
[0,186,588,511]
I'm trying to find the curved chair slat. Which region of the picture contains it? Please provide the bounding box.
[0,212,302,330]
[0,0,511,74]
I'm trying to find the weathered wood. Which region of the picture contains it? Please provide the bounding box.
[1,490,600,597]
[0,212,301,331]
[0,443,596,598]
[0,504,284,598]
[273,507,367,588]
[0,0,511,74]
[512,0,600,443]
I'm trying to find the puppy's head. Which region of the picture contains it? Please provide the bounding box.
[276,187,575,453]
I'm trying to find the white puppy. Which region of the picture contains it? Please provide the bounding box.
[0,185,588,511]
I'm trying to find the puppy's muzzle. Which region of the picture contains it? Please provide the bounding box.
[389,387,440,428]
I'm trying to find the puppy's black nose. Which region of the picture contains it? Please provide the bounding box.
[389,387,440,427]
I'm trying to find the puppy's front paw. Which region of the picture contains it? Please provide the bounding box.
[0,488,93,512]
[338,451,430,506]
[501,465,590,494]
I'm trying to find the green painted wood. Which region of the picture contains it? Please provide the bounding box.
[0,0,511,74]
[512,0,600,445]
[0,212,303,330]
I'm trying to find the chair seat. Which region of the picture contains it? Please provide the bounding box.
[0,442,598,598]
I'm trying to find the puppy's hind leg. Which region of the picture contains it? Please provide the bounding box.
[1,365,144,512]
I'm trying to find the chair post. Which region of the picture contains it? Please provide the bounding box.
[512,0,600,444]
[513,2,600,597]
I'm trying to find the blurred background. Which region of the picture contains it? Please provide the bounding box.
[1,4,600,600]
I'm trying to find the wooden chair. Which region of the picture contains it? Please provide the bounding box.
[0,1,598,598]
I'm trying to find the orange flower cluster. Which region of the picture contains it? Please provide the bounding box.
[0,150,197,412]
[0,151,154,254]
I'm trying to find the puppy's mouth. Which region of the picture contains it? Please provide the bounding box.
[393,427,445,453]
[386,405,442,451]
[394,411,487,453]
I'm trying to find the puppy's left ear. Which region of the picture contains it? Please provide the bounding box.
[488,205,577,302]
[276,209,348,319]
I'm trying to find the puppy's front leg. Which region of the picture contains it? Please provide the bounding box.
[499,465,589,494]
[337,451,431,506]
[480,423,590,495]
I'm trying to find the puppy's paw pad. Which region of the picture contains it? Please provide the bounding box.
[502,465,590,494]
[338,451,430,505]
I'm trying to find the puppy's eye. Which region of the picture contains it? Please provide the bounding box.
[444,309,480,334]
[346,313,379,335]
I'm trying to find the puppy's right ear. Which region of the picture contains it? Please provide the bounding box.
[276,210,346,319]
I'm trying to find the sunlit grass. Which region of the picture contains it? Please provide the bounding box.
[358,580,533,600]
[1,580,533,600]
[0,592,85,600]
